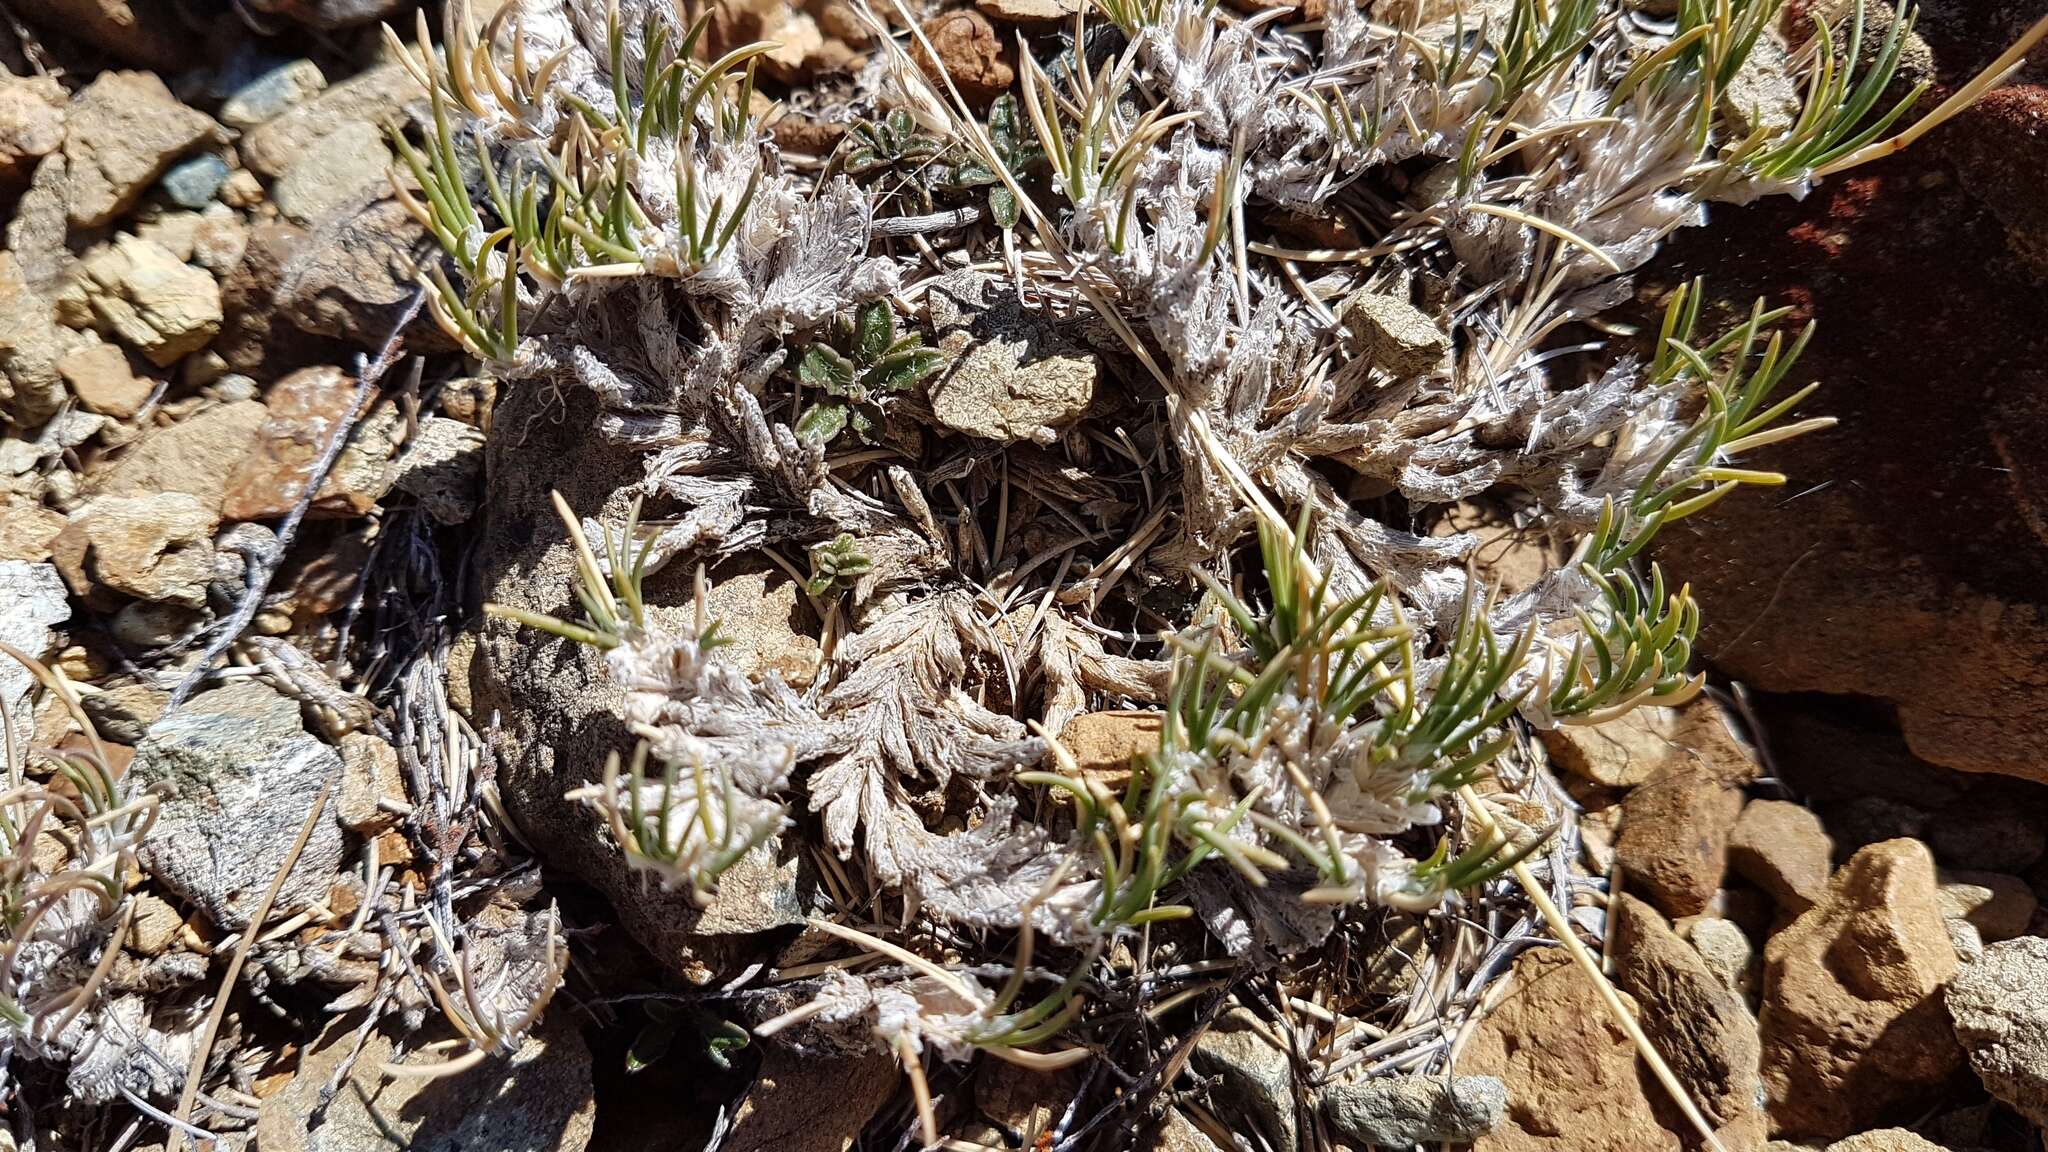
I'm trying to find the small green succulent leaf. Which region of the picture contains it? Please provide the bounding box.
[798,343,856,393]
[847,405,877,441]
[866,346,946,393]
[854,300,896,363]
[705,1020,750,1070]
[989,185,1020,230]
[954,158,998,187]
[797,400,850,443]
[626,1012,680,1073]
[989,94,1021,154]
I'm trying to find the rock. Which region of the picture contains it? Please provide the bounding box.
[157,154,228,210]
[1944,935,2048,1128]
[1925,798,2044,873]
[971,1062,1078,1148]
[1758,839,1962,1139]
[51,493,217,607]
[1191,1007,1298,1152]
[127,892,183,956]
[1685,916,1756,999]
[976,0,1078,20]
[0,503,65,562]
[0,561,69,766]
[725,1047,897,1152]
[1540,695,1752,790]
[1646,155,2048,787]
[1610,893,1764,1129]
[56,341,153,419]
[1728,798,1833,914]
[90,398,264,512]
[65,235,223,367]
[6,152,72,293]
[391,416,485,525]
[1463,948,1679,1152]
[926,271,1098,445]
[132,681,345,930]
[221,59,328,127]
[219,168,263,208]
[221,366,402,522]
[1936,870,2036,953]
[12,0,187,69]
[1823,1133,1950,1152]
[109,600,199,649]
[187,212,248,278]
[240,61,422,179]
[337,732,403,833]
[696,571,822,689]
[913,10,1015,105]
[0,74,66,190]
[1339,291,1450,378]
[274,197,439,350]
[61,72,222,229]
[1321,1074,1505,1148]
[257,1014,595,1152]
[1615,755,1751,919]
[1944,84,2048,279]
[1148,1108,1224,1152]
[1722,26,1802,137]
[0,253,93,426]
[273,121,393,226]
[1057,710,1162,791]
[242,0,406,28]
[79,681,167,743]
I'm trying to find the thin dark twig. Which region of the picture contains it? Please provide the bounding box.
[166,289,427,712]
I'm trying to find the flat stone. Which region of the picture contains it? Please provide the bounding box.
[240,61,421,179]
[0,502,66,562]
[1190,1007,1298,1152]
[91,398,265,513]
[1936,869,2037,949]
[1616,755,1750,919]
[220,58,327,128]
[695,570,822,689]
[975,0,1079,20]
[132,680,345,930]
[0,252,92,425]
[57,340,152,418]
[1321,1074,1505,1148]
[926,271,1097,445]
[1057,709,1163,791]
[273,121,392,225]
[337,731,404,833]
[62,71,222,229]
[1610,893,1763,1129]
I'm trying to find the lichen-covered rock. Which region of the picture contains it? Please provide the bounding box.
[391,415,485,525]
[220,365,403,522]
[1539,695,1751,790]
[1758,839,1962,1139]
[272,121,393,225]
[1823,1132,1952,1152]
[219,58,328,129]
[89,398,265,512]
[698,570,823,689]
[132,681,345,930]
[925,272,1097,445]
[1944,935,2048,1127]
[1321,1074,1505,1148]
[1190,1007,1299,1152]
[0,252,93,426]
[61,72,223,229]
[0,560,68,766]
[1338,291,1450,377]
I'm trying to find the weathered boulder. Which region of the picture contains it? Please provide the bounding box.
[1944,935,2048,1128]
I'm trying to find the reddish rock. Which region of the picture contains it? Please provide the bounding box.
[1609,894,1763,1132]
[1541,697,1752,790]
[220,366,401,522]
[1615,753,1752,919]
[1757,839,1961,1139]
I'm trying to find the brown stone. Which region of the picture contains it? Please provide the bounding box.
[1610,894,1763,1130]
[696,571,823,689]
[1727,798,1833,914]
[1057,710,1163,791]
[0,502,65,562]
[1542,696,1753,790]
[1462,949,1679,1152]
[975,0,1079,22]
[1758,839,1961,1139]
[1616,759,1750,919]
[220,366,402,522]
[51,492,217,607]
[12,0,190,70]
[0,74,66,190]
[56,341,153,419]
[725,1047,898,1152]
[1822,1132,1951,1152]
[92,399,265,514]
[913,10,1014,106]
[61,72,223,229]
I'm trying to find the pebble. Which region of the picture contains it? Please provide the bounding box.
[220,58,327,128]
[159,153,229,209]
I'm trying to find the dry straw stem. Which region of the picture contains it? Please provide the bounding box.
[1456,783,1726,1152]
